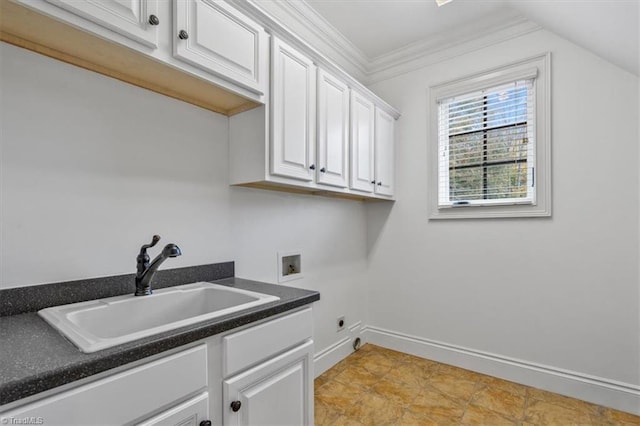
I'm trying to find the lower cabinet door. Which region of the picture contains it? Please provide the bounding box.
[137,392,209,426]
[223,340,313,426]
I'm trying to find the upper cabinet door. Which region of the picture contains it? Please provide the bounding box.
[44,0,159,48]
[173,0,267,95]
[350,91,375,193]
[270,37,317,182]
[316,69,349,188]
[374,107,395,197]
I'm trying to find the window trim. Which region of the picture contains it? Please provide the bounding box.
[428,53,551,219]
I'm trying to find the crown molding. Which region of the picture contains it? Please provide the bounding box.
[249,1,542,86]
[367,17,543,84]
[229,0,400,117]
[276,0,370,73]
[246,0,370,81]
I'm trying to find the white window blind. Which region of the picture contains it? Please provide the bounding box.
[437,79,536,207]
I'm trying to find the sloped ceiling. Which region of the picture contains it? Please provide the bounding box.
[304,0,639,77]
[508,0,638,76]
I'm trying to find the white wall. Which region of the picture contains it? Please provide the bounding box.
[0,42,367,357]
[366,27,640,393]
[3,24,639,410]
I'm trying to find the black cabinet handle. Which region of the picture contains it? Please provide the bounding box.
[309,164,315,170]
[199,421,212,426]
[377,182,382,186]
[320,167,326,173]
[148,15,159,26]
[178,30,189,40]
[230,400,242,412]
[371,180,375,184]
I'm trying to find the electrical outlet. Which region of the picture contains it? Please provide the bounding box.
[337,315,346,332]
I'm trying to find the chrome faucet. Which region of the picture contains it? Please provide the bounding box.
[135,235,182,296]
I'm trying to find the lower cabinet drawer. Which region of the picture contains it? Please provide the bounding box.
[223,308,313,376]
[137,392,210,426]
[2,345,208,425]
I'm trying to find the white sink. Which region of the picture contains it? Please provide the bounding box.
[38,282,280,353]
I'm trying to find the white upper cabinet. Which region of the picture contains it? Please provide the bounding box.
[173,0,268,95]
[44,0,159,48]
[10,0,398,199]
[350,91,375,193]
[316,69,350,188]
[9,0,265,112]
[270,36,317,182]
[374,107,395,197]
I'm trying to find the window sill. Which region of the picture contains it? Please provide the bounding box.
[429,203,551,220]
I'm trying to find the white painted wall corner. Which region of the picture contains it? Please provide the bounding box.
[314,321,363,377]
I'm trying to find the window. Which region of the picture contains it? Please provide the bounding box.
[428,53,551,219]
[439,79,534,206]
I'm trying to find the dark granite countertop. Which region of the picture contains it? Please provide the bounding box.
[0,277,319,407]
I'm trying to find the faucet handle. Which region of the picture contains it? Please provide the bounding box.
[137,235,160,275]
[139,235,160,254]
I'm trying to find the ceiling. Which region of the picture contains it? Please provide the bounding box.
[303,0,640,76]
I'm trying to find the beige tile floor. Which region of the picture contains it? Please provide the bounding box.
[314,344,639,425]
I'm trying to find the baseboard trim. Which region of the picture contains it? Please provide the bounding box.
[362,325,640,415]
[314,322,362,377]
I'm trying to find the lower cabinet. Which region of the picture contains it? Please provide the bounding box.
[0,308,314,426]
[222,340,313,426]
[222,307,314,426]
[0,345,210,425]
